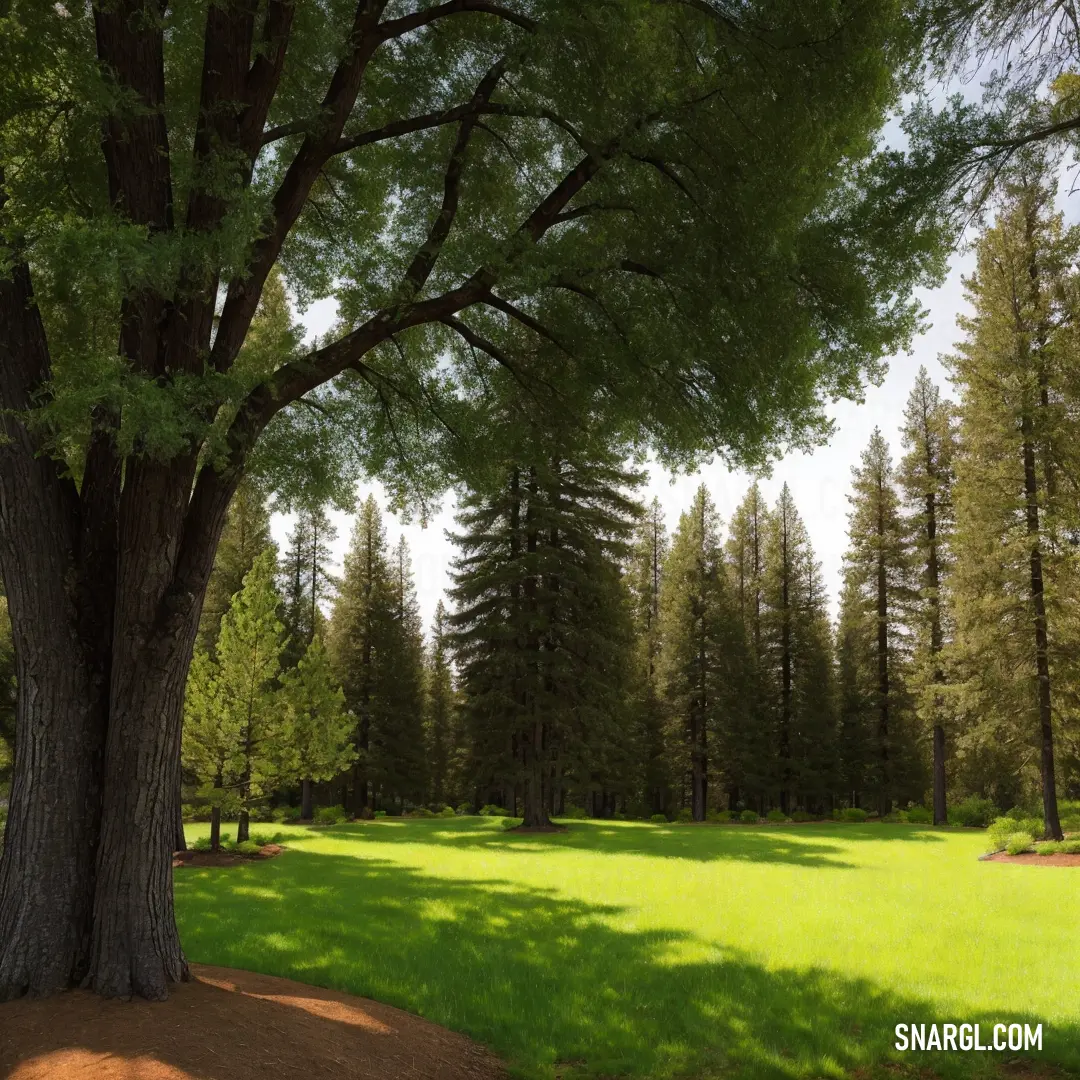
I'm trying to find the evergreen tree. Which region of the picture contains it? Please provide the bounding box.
[368,537,428,809]
[840,430,919,815]
[626,498,671,815]
[898,367,959,824]
[658,485,747,821]
[280,505,339,668]
[197,479,273,654]
[760,485,836,813]
[328,497,392,814]
[947,171,1080,838]
[450,455,640,826]
[425,601,457,809]
[280,638,356,820]
[210,550,287,843]
[725,484,773,811]
[181,649,238,853]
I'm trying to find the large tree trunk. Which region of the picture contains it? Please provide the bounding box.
[932,725,946,827]
[1022,433,1063,841]
[521,715,551,828]
[0,262,112,1001]
[210,804,222,853]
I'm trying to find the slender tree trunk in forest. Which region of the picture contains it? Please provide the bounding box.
[210,805,222,854]
[876,509,891,819]
[174,788,187,853]
[301,778,313,820]
[779,514,791,816]
[932,726,946,824]
[1022,428,1063,840]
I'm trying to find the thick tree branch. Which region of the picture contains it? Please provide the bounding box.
[482,292,570,354]
[377,0,536,40]
[209,1,390,374]
[399,61,506,299]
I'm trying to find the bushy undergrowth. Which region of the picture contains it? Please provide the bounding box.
[904,805,932,824]
[765,809,790,823]
[273,805,302,823]
[987,816,1043,852]
[839,807,868,823]
[948,796,1000,828]
[559,805,588,820]
[479,804,511,817]
[707,810,732,823]
[739,809,759,823]
[1005,831,1034,856]
[438,806,456,818]
[650,813,668,824]
[1037,839,1080,855]
[314,805,349,825]
[790,810,813,822]
[676,807,694,822]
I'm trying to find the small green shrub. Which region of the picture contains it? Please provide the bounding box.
[373,809,388,818]
[236,839,262,855]
[406,807,435,818]
[948,795,1000,828]
[988,815,1042,851]
[650,813,668,824]
[740,809,759,824]
[765,809,788,823]
[500,816,523,830]
[1005,831,1033,856]
[248,804,274,823]
[706,810,733,823]
[842,807,868,823]
[1063,839,1080,854]
[1035,838,1080,855]
[272,805,301,823]
[438,806,456,818]
[612,811,627,821]
[560,805,588,820]
[479,804,511,817]
[313,805,349,825]
[192,836,213,852]
[249,830,285,847]
[676,807,694,822]
[789,810,812,822]
[905,805,932,824]
[456,802,473,815]
[1060,814,1080,834]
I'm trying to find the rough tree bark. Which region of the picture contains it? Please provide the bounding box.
[301,778,314,820]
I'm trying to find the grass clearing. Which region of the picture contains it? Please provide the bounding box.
[176,819,1079,1079]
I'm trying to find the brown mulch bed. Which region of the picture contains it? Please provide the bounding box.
[0,964,506,1080]
[985,851,1080,867]
[172,844,284,869]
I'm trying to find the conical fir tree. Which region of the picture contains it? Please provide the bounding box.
[425,601,457,809]
[725,483,773,811]
[626,498,671,815]
[328,497,391,814]
[368,537,428,809]
[760,485,836,813]
[280,504,339,669]
[280,638,356,820]
[840,430,919,816]
[948,170,1080,838]
[898,366,958,824]
[184,549,285,845]
[214,549,287,842]
[658,485,747,821]
[197,479,272,654]
[450,453,640,826]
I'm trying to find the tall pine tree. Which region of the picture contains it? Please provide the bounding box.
[898,367,958,825]
[840,430,919,816]
[626,499,671,815]
[658,486,747,821]
[450,454,640,826]
[425,601,457,809]
[948,170,1080,838]
[280,505,338,669]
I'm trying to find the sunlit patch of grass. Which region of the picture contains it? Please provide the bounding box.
[177,818,1079,1080]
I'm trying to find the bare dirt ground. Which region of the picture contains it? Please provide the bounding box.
[985,851,1080,866]
[0,964,506,1080]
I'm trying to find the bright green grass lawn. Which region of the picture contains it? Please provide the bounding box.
[176,819,1079,1080]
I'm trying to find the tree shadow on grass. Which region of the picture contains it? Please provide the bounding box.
[175,851,1075,1080]
[311,820,946,869]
